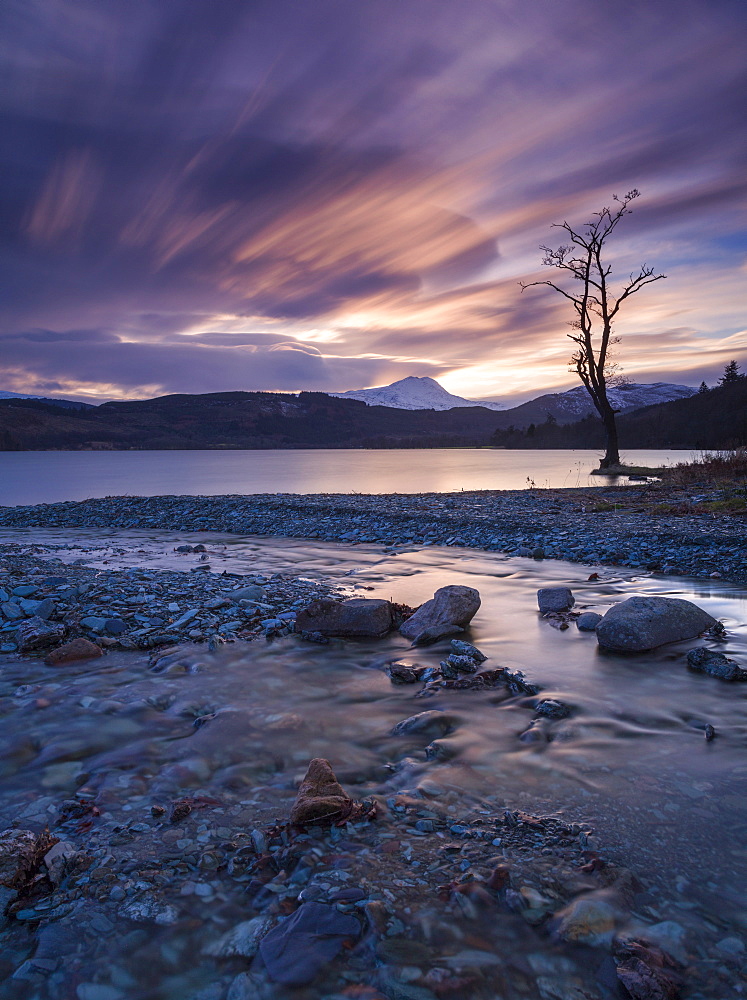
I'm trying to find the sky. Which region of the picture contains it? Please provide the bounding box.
[0,0,745,404]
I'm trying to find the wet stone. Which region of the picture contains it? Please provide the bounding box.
[258,901,361,986]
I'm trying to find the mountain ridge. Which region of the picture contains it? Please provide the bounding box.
[330,375,695,423]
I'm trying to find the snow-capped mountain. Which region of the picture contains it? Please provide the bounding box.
[0,390,47,400]
[329,375,695,423]
[330,376,504,411]
[527,382,698,423]
[0,389,94,410]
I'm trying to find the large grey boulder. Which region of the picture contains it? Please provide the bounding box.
[400,585,480,641]
[538,588,574,613]
[295,597,393,637]
[596,596,716,652]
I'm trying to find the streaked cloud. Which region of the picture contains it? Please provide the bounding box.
[0,0,744,401]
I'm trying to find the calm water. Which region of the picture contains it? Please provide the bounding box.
[0,449,697,506]
[0,530,745,997]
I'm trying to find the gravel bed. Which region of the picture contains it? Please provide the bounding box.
[1,485,745,583]
[0,547,337,654]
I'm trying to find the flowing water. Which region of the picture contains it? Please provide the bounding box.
[0,448,698,506]
[1,531,745,998]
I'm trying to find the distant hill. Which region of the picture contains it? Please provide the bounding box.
[490,379,747,451]
[493,381,696,428]
[0,381,741,452]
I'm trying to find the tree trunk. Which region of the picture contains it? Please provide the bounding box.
[598,406,620,468]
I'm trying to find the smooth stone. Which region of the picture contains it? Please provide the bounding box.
[400,586,480,640]
[553,894,622,946]
[537,587,574,613]
[104,619,128,636]
[391,710,455,738]
[80,616,108,633]
[204,916,275,958]
[45,638,103,666]
[596,596,717,652]
[576,612,602,631]
[258,901,361,986]
[1,603,25,621]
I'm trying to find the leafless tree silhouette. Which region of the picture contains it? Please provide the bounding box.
[522,190,666,468]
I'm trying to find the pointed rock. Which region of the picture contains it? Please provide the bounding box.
[289,759,352,826]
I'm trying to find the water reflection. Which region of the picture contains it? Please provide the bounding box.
[0,447,696,505]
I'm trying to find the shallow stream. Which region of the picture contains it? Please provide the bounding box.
[1,531,746,999]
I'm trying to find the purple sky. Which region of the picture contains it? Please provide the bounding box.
[1,0,745,403]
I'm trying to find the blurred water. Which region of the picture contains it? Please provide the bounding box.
[0,532,744,997]
[0,448,697,506]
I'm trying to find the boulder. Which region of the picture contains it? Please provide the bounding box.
[44,638,103,666]
[576,612,602,631]
[686,647,747,681]
[596,596,716,652]
[258,901,360,986]
[289,759,352,825]
[400,586,480,640]
[537,588,574,613]
[295,598,393,637]
[16,617,66,654]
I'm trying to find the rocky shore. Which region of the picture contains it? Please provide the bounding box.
[1,483,746,584]
[0,545,338,655]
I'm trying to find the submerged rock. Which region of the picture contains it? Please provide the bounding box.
[596,596,716,652]
[295,597,393,637]
[534,699,571,720]
[44,638,103,666]
[537,588,574,613]
[400,586,480,640]
[576,612,602,631]
[553,892,622,947]
[204,915,274,958]
[686,647,747,681]
[411,624,464,646]
[289,758,352,825]
[258,901,361,986]
[391,710,455,738]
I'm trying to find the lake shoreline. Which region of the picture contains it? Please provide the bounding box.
[1,483,745,584]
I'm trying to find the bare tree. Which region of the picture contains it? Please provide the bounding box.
[521,190,666,468]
